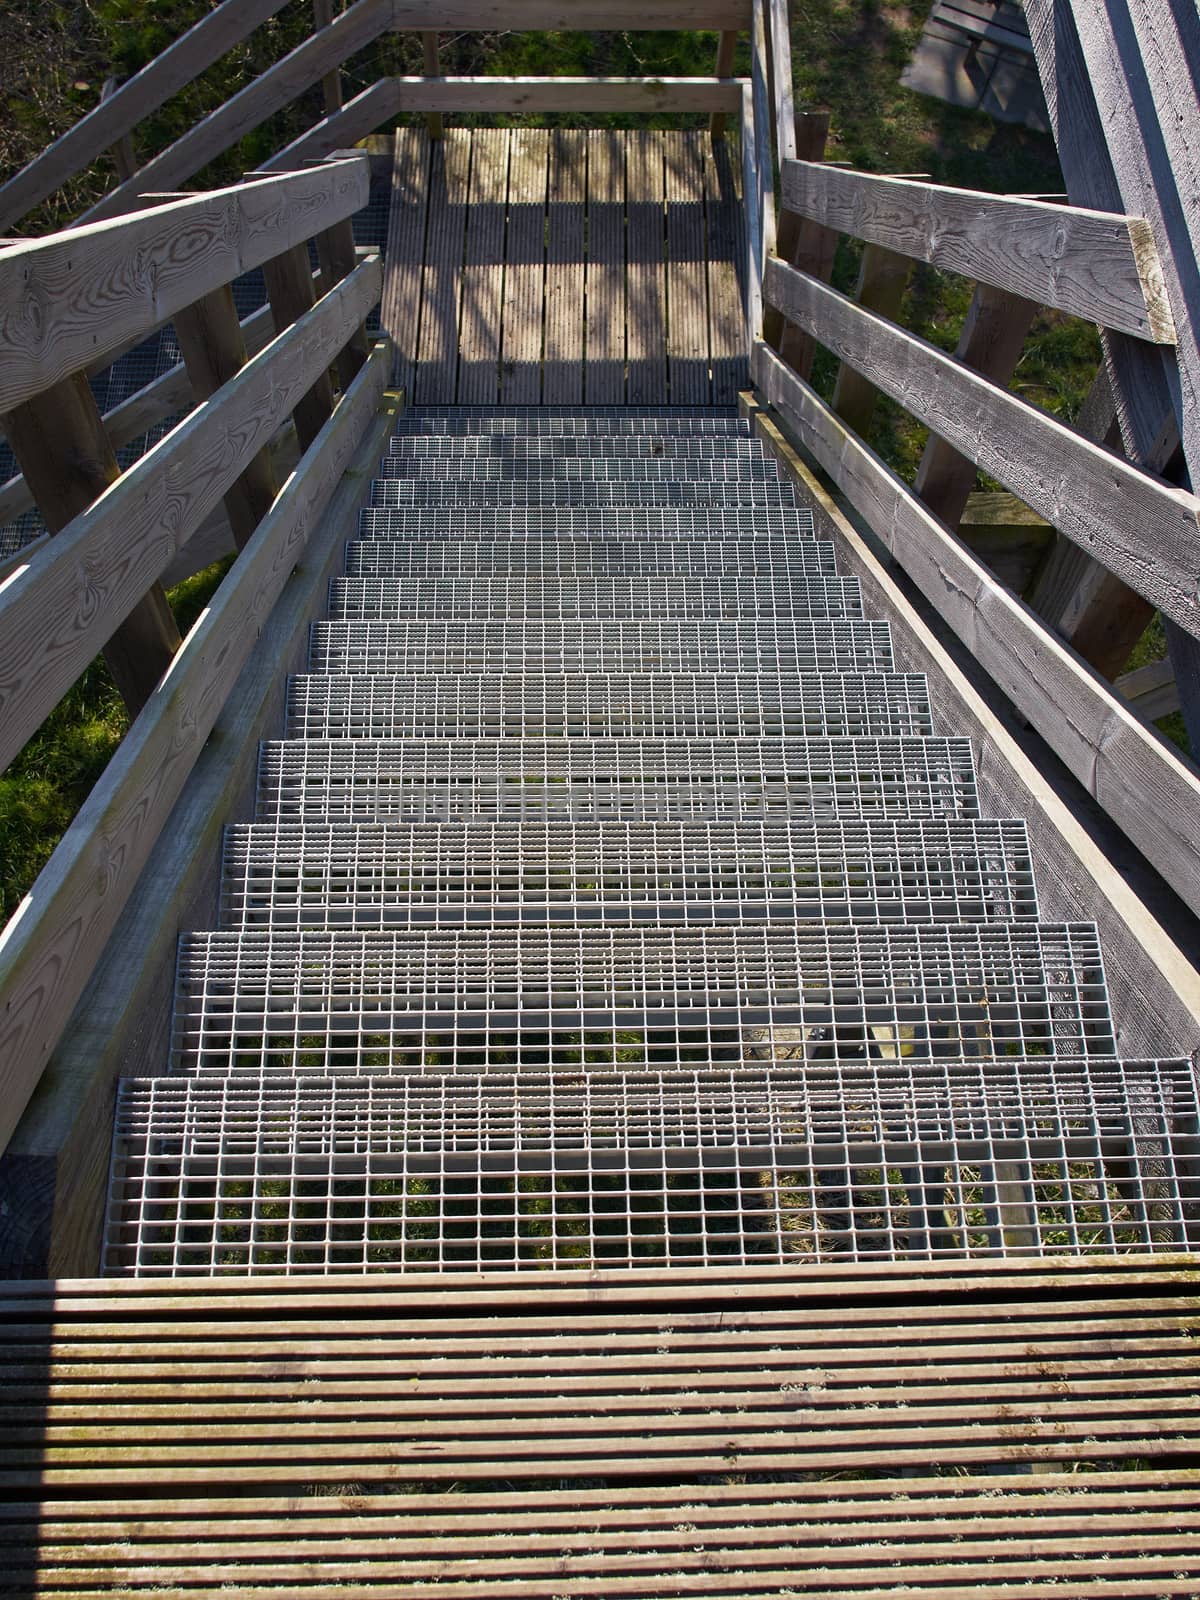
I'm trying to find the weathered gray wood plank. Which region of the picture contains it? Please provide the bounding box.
[709,30,740,138]
[457,129,508,406]
[830,243,913,435]
[543,130,586,406]
[80,0,392,224]
[413,130,471,404]
[584,131,625,404]
[765,255,1200,639]
[500,128,548,405]
[780,160,1175,344]
[381,128,429,398]
[0,347,390,1248]
[389,1,750,23]
[0,259,381,784]
[262,79,402,173]
[385,76,744,112]
[0,0,290,233]
[626,130,668,405]
[752,339,1200,925]
[262,245,337,450]
[664,132,710,404]
[701,131,745,403]
[0,158,367,414]
[765,112,834,377]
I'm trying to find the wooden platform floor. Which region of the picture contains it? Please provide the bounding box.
[382,127,747,407]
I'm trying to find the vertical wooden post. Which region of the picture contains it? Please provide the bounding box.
[763,109,830,361]
[1,375,180,717]
[829,243,912,435]
[422,32,444,140]
[262,245,336,450]
[315,217,371,386]
[172,286,279,547]
[312,0,344,115]
[913,283,1038,531]
[709,31,738,138]
[100,77,138,183]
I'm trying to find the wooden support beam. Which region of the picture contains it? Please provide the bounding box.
[830,243,913,435]
[262,245,338,449]
[0,344,389,1211]
[172,287,279,548]
[751,338,1200,928]
[780,159,1175,343]
[1115,657,1181,722]
[313,0,345,114]
[957,491,1053,595]
[710,31,738,137]
[0,157,368,412]
[0,0,290,233]
[388,1,752,24]
[0,258,381,788]
[315,217,372,387]
[421,32,444,139]
[914,283,1039,532]
[764,112,833,378]
[0,375,180,723]
[99,77,138,182]
[764,255,1200,641]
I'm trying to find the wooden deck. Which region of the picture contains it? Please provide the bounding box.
[382,127,747,406]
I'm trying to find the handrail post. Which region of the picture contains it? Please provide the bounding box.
[262,244,338,449]
[709,30,738,138]
[830,242,913,434]
[422,32,445,139]
[100,77,138,183]
[313,0,345,114]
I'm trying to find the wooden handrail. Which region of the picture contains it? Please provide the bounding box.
[0,339,390,1160]
[0,0,290,234]
[0,258,382,779]
[0,157,369,412]
[779,160,1175,344]
[764,255,1200,641]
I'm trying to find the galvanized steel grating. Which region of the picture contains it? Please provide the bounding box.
[383,436,778,460]
[309,618,896,675]
[103,1058,1198,1274]
[255,736,982,822]
[356,507,817,539]
[219,818,1039,930]
[284,673,935,740]
[368,478,800,507]
[169,924,1116,1075]
[343,538,838,577]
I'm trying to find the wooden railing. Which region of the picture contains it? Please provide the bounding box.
[737,0,1200,925]
[0,152,387,1156]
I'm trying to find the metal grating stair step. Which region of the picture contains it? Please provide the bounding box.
[309,617,896,675]
[219,818,1039,929]
[374,453,791,483]
[103,1056,1198,1274]
[284,672,935,740]
[343,538,838,577]
[255,736,982,822]
[391,406,752,434]
[384,435,778,460]
[369,477,800,507]
[356,506,817,539]
[170,924,1116,1074]
[328,575,864,620]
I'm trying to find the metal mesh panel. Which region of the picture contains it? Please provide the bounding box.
[344,539,837,578]
[104,1057,1196,1275]
[170,923,1115,1075]
[220,818,1039,930]
[285,673,934,741]
[356,507,817,540]
[309,618,896,675]
[376,454,786,483]
[255,736,981,822]
[386,435,774,459]
[369,478,799,507]
[328,576,863,620]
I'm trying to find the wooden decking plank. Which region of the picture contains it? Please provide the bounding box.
[664,130,711,404]
[413,127,471,404]
[457,128,508,405]
[499,127,548,403]
[625,128,668,404]
[381,127,430,397]
[585,129,626,403]
[543,128,587,404]
[702,128,746,403]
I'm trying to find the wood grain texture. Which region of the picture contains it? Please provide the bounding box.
[0,336,388,1172]
[779,159,1175,343]
[0,158,368,413]
[765,256,1200,638]
[414,130,471,403]
[830,243,912,434]
[262,245,337,449]
[0,367,394,1275]
[751,340,1200,928]
[742,385,1200,1059]
[457,129,507,405]
[913,283,1038,532]
[543,130,585,405]
[316,217,372,386]
[701,133,745,403]
[0,259,380,790]
[584,131,625,404]
[766,112,834,375]
[381,128,429,397]
[626,130,667,405]
[262,79,402,173]
[766,0,795,163]
[0,0,290,233]
[664,132,709,404]
[499,128,548,404]
[80,0,391,224]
